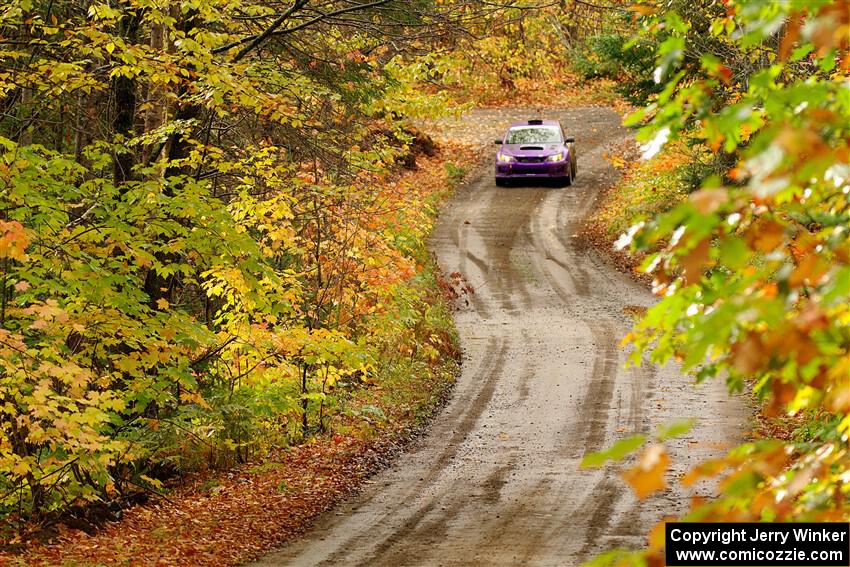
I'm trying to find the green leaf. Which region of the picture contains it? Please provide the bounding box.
[581,434,646,468]
[655,418,696,441]
[718,236,750,270]
[790,43,814,61]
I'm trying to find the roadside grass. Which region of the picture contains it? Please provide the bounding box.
[596,150,689,238]
[579,144,690,276]
[1,144,476,567]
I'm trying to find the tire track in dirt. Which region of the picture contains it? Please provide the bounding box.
[580,322,620,455]
[521,171,637,563]
[363,464,516,567]
[343,179,547,566]
[455,184,492,319]
[481,187,539,314]
[303,338,509,567]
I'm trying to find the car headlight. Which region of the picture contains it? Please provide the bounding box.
[546,152,565,162]
[498,153,514,163]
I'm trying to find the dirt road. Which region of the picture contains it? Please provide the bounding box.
[251,107,745,566]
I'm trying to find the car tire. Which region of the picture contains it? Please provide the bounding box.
[495,178,507,187]
[568,143,577,179]
[560,172,572,187]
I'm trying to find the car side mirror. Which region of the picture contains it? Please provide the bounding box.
[494,140,503,145]
[564,137,575,143]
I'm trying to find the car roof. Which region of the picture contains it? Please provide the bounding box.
[508,119,561,128]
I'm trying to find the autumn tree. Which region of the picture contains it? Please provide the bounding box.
[585,0,850,563]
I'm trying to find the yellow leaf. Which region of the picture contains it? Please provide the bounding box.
[628,4,657,16]
[11,459,30,477]
[180,390,211,409]
[156,298,169,310]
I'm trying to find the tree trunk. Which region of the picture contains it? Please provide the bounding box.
[112,6,141,186]
[141,21,166,166]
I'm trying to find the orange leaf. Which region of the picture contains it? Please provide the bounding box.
[0,220,29,260]
[690,188,728,214]
[779,13,802,60]
[622,444,669,499]
[768,380,797,415]
[748,220,785,253]
[681,458,728,487]
[627,4,657,15]
[716,65,733,84]
[648,520,670,551]
[762,282,778,298]
[731,332,766,375]
[180,390,211,410]
[789,253,827,287]
[680,238,712,286]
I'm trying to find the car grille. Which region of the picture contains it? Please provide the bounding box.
[515,156,546,163]
[512,164,555,174]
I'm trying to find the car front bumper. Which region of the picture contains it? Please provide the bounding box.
[496,160,569,178]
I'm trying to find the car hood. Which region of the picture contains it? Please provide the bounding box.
[501,143,564,157]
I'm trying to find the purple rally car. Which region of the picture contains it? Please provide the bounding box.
[494,119,577,187]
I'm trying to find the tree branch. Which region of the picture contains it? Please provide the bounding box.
[217,0,395,62]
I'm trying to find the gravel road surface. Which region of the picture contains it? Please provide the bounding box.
[251,107,745,567]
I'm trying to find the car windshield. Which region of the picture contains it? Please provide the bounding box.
[505,126,561,144]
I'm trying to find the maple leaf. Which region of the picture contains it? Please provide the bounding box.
[731,332,766,376]
[621,444,669,500]
[747,219,785,253]
[680,458,728,487]
[0,220,29,260]
[680,237,712,286]
[689,188,728,214]
[11,459,31,477]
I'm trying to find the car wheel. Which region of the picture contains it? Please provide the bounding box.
[495,178,507,187]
